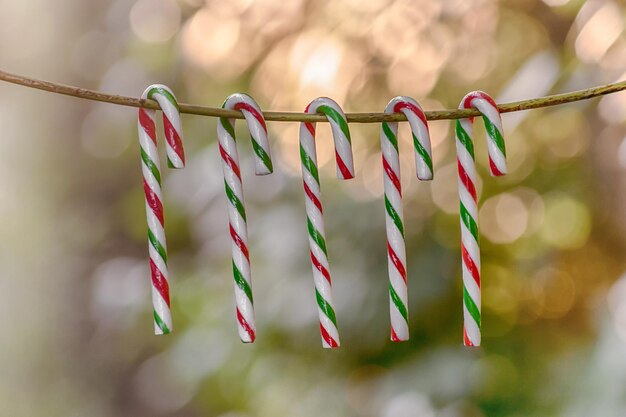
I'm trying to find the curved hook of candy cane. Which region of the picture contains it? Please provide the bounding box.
[142,84,186,169]
[137,84,186,335]
[217,93,274,343]
[455,90,508,347]
[299,97,354,349]
[459,91,507,176]
[381,96,433,342]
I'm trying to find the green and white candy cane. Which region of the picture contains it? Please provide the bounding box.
[455,90,507,347]
[217,93,273,343]
[300,97,354,348]
[381,96,433,342]
[137,84,185,335]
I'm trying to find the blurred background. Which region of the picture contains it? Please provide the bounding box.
[0,0,625,415]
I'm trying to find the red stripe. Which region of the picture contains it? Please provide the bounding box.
[304,122,315,137]
[474,91,498,108]
[236,308,256,342]
[387,243,406,284]
[230,225,249,262]
[382,156,401,196]
[489,158,504,177]
[457,159,477,202]
[393,102,428,127]
[310,252,331,284]
[335,151,354,179]
[319,323,339,348]
[149,259,170,307]
[143,179,164,226]
[162,115,185,164]
[391,327,401,342]
[139,109,156,143]
[463,327,474,346]
[219,143,242,181]
[303,182,323,213]
[461,245,481,288]
[234,102,267,133]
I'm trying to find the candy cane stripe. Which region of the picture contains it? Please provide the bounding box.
[300,97,354,348]
[316,289,338,326]
[310,252,332,283]
[455,91,507,347]
[413,134,433,174]
[387,244,407,283]
[389,283,408,322]
[319,105,351,143]
[232,262,254,303]
[319,324,339,348]
[382,157,401,194]
[380,97,433,342]
[307,218,328,255]
[218,93,273,343]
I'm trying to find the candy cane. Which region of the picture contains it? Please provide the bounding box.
[455,91,507,346]
[217,93,273,343]
[299,97,354,348]
[381,96,433,342]
[137,84,185,335]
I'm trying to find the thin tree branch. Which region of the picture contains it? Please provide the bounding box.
[1,69,624,123]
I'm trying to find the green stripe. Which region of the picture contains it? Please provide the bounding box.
[220,115,273,173]
[482,116,507,157]
[384,196,404,238]
[153,310,171,334]
[318,105,351,143]
[141,147,161,186]
[389,283,408,322]
[148,87,179,111]
[219,117,236,139]
[232,261,254,304]
[300,145,320,184]
[463,286,481,329]
[455,120,475,159]
[316,288,338,327]
[307,217,328,256]
[148,229,168,264]
[251,139,274,173]
[459,203,479,245]
[382,122,398,152]
[412,133,433,174]
[224,181,246,222]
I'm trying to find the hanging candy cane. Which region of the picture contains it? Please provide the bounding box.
[137,84,185,335]
[381,96,433,342]
[299,97,354,348]
[455,91,507,347]
[217,93,273,343]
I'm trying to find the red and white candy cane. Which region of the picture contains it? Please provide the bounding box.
[137,84,185,335]
[299,97,354,348]
[455,91,507,346]
[217,93,273,343]
[381,96,433,342]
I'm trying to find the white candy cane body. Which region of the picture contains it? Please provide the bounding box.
[217,93,273,343]
[381,96,433,341]
[299,97,354,348]
[455,91,507,346]
[137,84,185,335]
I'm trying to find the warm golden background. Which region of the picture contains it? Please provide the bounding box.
[1,0,625,415]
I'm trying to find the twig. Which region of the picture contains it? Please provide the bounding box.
[1,69,624,123]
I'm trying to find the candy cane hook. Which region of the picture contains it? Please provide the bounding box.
[137,84,185,335]
[381,96,433,342]
[455,91,507,347]
[299,97,354,348]
[217,93,273,343]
